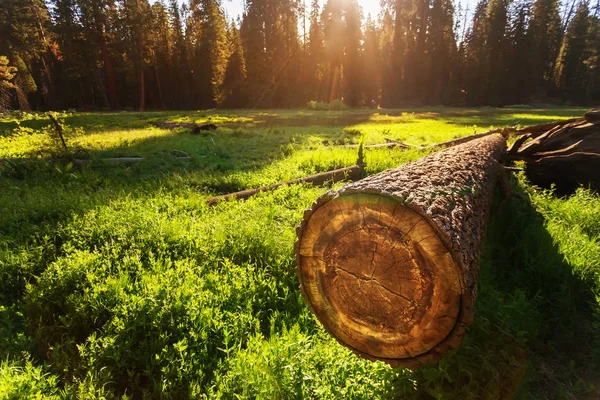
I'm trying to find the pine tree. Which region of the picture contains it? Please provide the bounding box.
[403,0,430,102]
[118,0,153,111]
[362,15,381,106]
[307,0,324,102]
[553,2,591,101]
[426,0,457,104]
[506,1,530,104]
[242,0,270,107]
[527,0,562,95]
[169,0,193,108]
[193,0,228,108]
[380,8,397,106]
[585,15,600,101]
[462,0,489,105]
[148,1,173,109]
[486,0,511,105]
[220,22,248,108]
[342,0,362,107]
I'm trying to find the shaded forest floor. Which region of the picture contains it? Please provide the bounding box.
[0,107,599,399]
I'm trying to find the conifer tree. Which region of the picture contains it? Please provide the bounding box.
[553,2,591,101]
[307,0,324,102]
[362,15,381,106]
[221,22,248,108]
[194,0,228,108]
[527,0,562,95]
[426,0,457,104]
[462,0,489,105]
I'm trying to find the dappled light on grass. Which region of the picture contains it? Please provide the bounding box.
[0,108,599,398]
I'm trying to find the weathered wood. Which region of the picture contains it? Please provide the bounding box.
[345,140,415,150]
[0,153,191,166]
[427,128,510,150]
[295,134,506,369]
[205,165,365,206]
[155,121,218,133]
[511,113,600,194]
[515,117,581,137]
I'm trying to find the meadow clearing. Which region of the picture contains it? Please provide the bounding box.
[0,107,599,399]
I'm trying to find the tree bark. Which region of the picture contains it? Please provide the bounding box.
[206,165,364,206]
[511,111,600,194]
[295,134,506,369]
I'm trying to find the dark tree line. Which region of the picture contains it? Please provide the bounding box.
[1,0,599,111]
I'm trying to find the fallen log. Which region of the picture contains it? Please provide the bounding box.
[427,128,510,150]
[0,151,191,166]
[155,121,218,133]
[295,134,506,369]
[515,117,581,137]
[345,140,415,150]
[205,165,364,206]
[511,110,600,194]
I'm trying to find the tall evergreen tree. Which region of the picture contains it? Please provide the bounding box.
[426,0,457,104]
[553,2,591,101]
[362,15,381,106]
[486,0,512,105]
[307,0,324,101]
[221,22,248,108]
[506,1,531,104]
[527,0,562,96]
[194,0,228,108]
[462,0,489,105]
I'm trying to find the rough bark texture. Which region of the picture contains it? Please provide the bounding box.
[511,110,600,195]
[205,165,365,206]
[295,134,506,369]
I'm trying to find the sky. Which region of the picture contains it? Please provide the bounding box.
[222,0,382,21]
[221,0,478,26]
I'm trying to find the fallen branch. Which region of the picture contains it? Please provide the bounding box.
[47,113,68,152]
[345,140,416,150]
[0,151,192,166]
[156,121,218,133]
[205,164,365,206]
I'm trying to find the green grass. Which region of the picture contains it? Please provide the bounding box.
[0,107,598,399]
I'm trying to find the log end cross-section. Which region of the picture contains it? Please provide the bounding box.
[296,134,506,369]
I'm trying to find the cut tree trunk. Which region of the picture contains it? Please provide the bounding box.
[295,134,506,369]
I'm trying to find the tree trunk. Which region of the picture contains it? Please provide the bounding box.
[511,111,600,195]
[139,68,146,112]
[295,134,506,369]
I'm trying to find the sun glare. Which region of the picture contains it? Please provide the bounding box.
[357,0,381,18]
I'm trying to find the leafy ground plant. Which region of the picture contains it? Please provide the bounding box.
[0,107,598,399]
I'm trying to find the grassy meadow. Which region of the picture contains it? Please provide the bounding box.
[0,107,599,399]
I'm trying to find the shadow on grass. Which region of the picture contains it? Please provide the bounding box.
[480,189,599,397]
[381,187,599,400]
[1,107,590,137]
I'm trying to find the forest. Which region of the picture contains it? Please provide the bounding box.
[1,0,600,112]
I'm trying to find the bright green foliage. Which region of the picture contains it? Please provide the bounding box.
[0,56,17,111]
[0,108,599,399]
[0,359,62,399]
